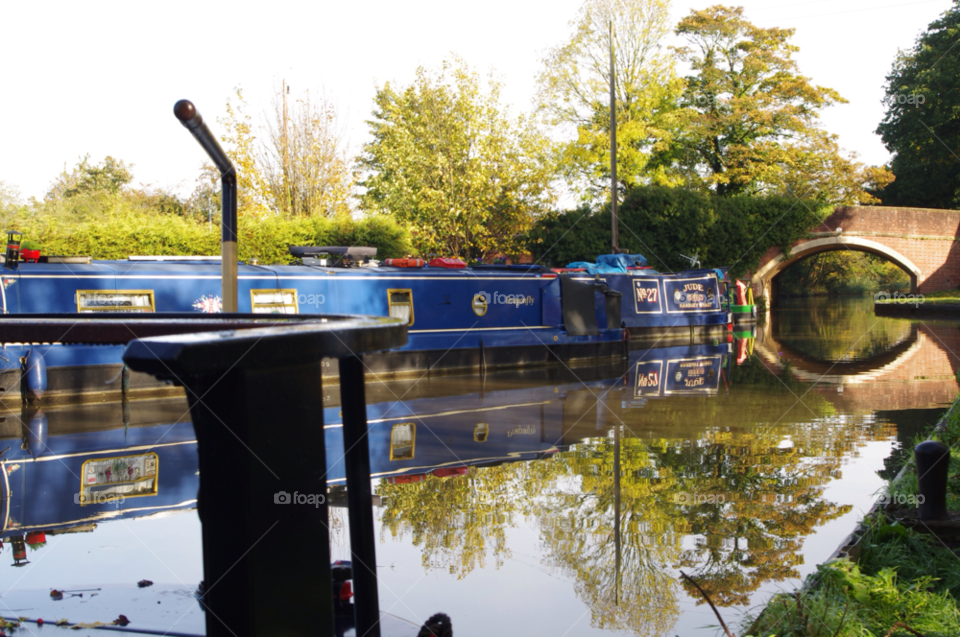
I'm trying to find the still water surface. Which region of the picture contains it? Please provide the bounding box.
[0,296,956,636]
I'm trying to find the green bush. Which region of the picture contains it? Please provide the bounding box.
[525,186,828,277]
[0,205,413,264]
[778,252,911,297]
[749,557,960,636]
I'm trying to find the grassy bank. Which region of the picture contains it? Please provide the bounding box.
[900,288,960,305]
[745,399,960,637]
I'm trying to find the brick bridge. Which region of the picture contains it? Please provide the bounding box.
[751,206,960,305]
[754,321,960,413]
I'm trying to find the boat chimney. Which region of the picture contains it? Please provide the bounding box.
[173,100,238,313]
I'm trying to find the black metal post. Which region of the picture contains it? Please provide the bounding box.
[915,440,950,520]
[339,355,381,637]
[173,100,238,312]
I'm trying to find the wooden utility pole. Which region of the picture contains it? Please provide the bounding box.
[282,80,291,216]
[609,22,619,253]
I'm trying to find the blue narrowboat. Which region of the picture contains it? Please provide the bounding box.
[0,244,730,403]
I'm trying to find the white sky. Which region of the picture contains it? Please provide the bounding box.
[1,0,954,202]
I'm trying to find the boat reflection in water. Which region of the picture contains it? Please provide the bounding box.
[0,342,730,546]
[0,339,716,529]
[322,342,730,488]
[1,400,197,543]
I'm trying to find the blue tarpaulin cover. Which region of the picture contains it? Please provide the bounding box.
[597,253,648,269]
[566,253,649,274]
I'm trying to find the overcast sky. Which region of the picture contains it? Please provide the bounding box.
[1,0,954,201]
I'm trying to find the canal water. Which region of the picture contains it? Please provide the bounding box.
[0,296,956,636]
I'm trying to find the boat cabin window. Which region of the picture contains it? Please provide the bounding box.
[251,289,299,314]
[387,289,414,325]
[474,423,489,442]
[389,423,416,460]
[76,290,155,313]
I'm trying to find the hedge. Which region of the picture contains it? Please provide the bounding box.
[525,186,829,277]
[0,208,414,264]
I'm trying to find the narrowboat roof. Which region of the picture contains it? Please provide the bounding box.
[12,260,719,280]
[13,260,559,279]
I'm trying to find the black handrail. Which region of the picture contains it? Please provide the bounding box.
[173,100,238,312]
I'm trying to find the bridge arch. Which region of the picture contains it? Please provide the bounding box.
[752,236,921,306]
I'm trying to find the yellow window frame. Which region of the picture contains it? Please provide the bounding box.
[387,288,414,326]
[471,293,488,317]
[250,289,300,314]
[389,422,416,461]
[78,452,159,505]
[474,423,489,442]
[76,289,155,313]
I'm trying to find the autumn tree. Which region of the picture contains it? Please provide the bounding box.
[536,0,683,201]
[0,181,21,215]
[260,85,352,217]
[218,86,352,218]
[876,1,960,209]
[359,57,555,259]
[671,5,891,204]
[219,89,273,217]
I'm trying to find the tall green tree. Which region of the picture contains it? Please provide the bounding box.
[360,58,554,258]
[672,5,891,203]
[536,0,683,201]
[876,1,960,209]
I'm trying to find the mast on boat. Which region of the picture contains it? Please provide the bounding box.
[610,21,619,254]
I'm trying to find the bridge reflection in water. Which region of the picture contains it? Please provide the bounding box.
[756,298,960,413]
[0,301,947,636]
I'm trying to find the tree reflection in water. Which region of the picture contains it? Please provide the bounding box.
[378,463,519,579]
[773,296,914,362]
[374,355,896,635]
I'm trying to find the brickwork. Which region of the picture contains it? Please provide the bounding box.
[752,206,960,295]
[817,206,960,237]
